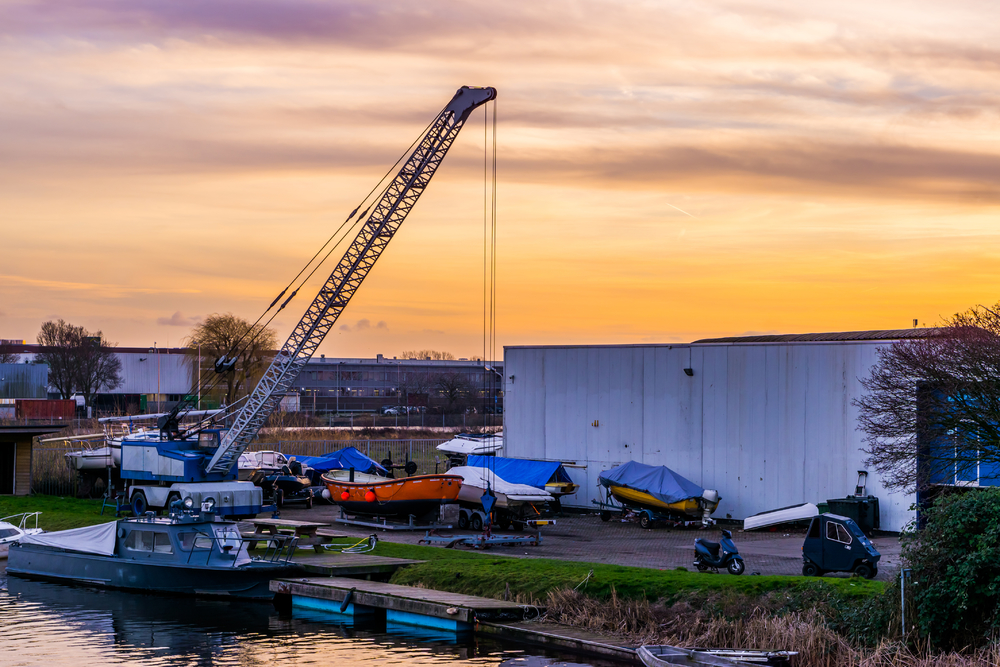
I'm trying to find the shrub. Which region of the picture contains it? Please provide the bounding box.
[903,487,1000,648]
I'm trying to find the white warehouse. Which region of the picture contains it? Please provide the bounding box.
[503,329,938,533]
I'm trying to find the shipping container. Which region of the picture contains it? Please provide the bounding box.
[16,399,77,420]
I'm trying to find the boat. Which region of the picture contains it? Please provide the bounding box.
[466,455,579,501]
[321,469,463,520]
[743,502,819,531]
[7,500,300,599]
[448,465,554,529]
[298,447,389,476]
[449,466,554,507]
[64,443,117,471]
[437,432,503,466]
[238,450,292,481]
[638,645,796,666]
[598,461,720,525]
[0,512,43,559]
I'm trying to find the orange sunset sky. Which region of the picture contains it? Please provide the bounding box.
[2,1,999,359]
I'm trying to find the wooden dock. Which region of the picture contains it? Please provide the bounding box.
[291,552,423,578]
[271,576,541,631]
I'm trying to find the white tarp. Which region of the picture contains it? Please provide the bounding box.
[20,521,118,556]
[437,435,504,456]
[450,466,553,503]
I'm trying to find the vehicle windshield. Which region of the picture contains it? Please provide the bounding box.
[845,520,866,539]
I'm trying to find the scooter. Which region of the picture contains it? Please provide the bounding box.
[694,529,745,575]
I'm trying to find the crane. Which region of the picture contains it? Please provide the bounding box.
[120,86,497,517]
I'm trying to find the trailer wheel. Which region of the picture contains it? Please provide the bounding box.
[131,491,148,517]
[639,513,653,529]
[458,510,469,530]
[600,511,611,522]
[275,488,284,509]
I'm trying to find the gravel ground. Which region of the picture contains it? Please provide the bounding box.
[266,503,903,581]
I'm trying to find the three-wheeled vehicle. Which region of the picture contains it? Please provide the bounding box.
[801,513,880,579]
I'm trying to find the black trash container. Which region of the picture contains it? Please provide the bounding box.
[826,496,880,534]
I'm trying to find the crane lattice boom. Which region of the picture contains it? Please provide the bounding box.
[206,86,497,474]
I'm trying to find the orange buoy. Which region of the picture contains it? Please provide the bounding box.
[365,490,376,503]
[340,491,350,501]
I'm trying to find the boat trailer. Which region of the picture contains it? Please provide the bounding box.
[592,493,714,529]
[419,529,543,549]
[332,506,454,532]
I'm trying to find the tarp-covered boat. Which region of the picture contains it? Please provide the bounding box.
[449,466,554,506]
[467,455,579,500]
[299,447,388,475]
[599,461,720,523]
[8,506,300,599]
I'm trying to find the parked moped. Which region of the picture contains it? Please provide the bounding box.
[694,529,745,575]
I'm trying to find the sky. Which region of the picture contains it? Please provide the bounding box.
[2,0,999,359]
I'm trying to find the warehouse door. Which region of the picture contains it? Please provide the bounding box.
[0,443,13,494]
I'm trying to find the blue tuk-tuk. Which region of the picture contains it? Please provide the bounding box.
[802,513,880,579]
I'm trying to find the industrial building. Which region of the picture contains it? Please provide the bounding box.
[1,342,501,416]
[503,329,939,533]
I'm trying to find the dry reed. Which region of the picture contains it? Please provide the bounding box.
[541,588,1000,667]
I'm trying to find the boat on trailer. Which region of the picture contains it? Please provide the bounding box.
[322,469,463,521]
[7,500,300,599]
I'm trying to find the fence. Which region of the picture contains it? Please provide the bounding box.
[31,438,451,497]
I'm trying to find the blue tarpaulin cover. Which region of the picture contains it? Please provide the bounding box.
[467,455,574,490]
[598,461,705,505]
[298,447,387,475]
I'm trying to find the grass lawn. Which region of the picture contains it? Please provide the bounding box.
[0,495,114,531]
[315,539,885,606]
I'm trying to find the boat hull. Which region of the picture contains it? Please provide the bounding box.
[7,543,297,599]
[323,473,462,519]
[608,484,715,519]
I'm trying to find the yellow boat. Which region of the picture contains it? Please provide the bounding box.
[598,461,721,527]
[606,483,716,518]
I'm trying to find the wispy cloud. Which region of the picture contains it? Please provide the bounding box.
[156,311,202,327]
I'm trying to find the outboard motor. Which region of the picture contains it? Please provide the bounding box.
[694,528,745,575]
[700,489,720,526]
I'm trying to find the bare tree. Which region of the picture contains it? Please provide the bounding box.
[0,343,19,364]
[855,304,1000,491]
[401,349,456,360]
[187,313,277,406]
[434,372,471,413]
[35,319,122,407]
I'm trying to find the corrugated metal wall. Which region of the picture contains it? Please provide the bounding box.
[503,342,915,532]
[114,352,192,394]
[0,363,48,398]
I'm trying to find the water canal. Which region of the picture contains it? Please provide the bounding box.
[0,575,621,667]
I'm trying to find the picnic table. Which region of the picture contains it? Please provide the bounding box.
[246,518,347,553]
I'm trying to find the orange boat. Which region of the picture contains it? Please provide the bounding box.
[322,470,463,520]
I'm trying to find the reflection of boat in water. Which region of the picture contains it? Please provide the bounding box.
[0,512,42,559]
[598,461,720,526]
[8,503,300,599]
[322,470,463,520]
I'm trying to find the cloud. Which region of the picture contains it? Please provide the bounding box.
[156,311,201,326]
[339,318,382,332]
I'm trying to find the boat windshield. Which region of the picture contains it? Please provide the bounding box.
[213,525,242,552]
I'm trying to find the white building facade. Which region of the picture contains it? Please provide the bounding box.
[503,330,936,532]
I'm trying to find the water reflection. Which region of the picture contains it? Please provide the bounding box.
[0,577,617,667]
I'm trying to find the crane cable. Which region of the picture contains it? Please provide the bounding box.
[176,110,444,433]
